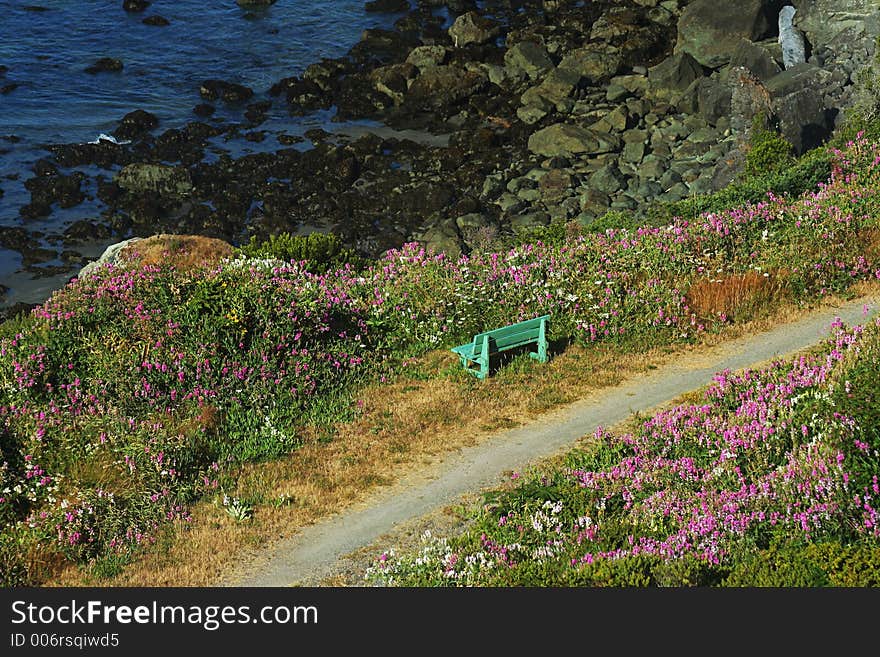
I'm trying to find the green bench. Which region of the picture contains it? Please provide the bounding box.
[451,314,550,379]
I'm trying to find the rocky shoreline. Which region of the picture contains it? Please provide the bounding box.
[2,0,877,317]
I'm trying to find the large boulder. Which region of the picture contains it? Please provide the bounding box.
[77,237,143,279]
[676,77,733,126]
[405,45,447,70]
[647,52,705,102]
[765,63,836,154]
[504,41,554,80]
[448,11,501,47]
[521,67,581,107]
[405,65,488,109]
[730,38,782,81]
[370,63,418,104]
[527,123,614,158]
[675,0,771,68]
[558,46,625,84]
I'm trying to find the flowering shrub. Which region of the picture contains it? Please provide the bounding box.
[1,135,879,584]
[366,318,880,586]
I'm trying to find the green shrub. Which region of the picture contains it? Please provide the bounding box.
[582,210,651,234]
[745,126,795,177]
[236,231,364,273]
[723,542,880,587]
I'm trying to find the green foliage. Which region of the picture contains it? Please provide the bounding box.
[511,221,572,246]
[647,147,832,225]
[723,542,880,587]
[236,231,364,273]
[582,210,653,234]
[745,124,795,177]
[0,532,31,586]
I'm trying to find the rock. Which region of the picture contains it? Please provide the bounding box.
[63,220,111,243]
[765,64,835,154]
[538,169,573,202]
[370,63,418,104]
[676,77,732,125]
[244,100,272,124]
[114,109,158,141]
[791,0,879,73]
[647,52,705,102]
[193,103,215,117]
[0,302,38,323]
[85,57,123,74]
[455,213,489,231]
[510,212,550,233]
[579,189,611,215]
[606,83,631,103]
[236,0,277,5]
[495,193,525,214]
[405,65,487,109]
[448,11,501,48]
[730,38,782,81]
[365,0,409,11]
[504,41,553,80]
[611,74,649,96]
[122,0,149,11]
[405,45,447,70]
[423,223,461,259]
[527,123,602,158]
[622,140,646,163]
[115,163,193,197]
[639,154,667,180]
[517,105,548,125]
[593,105,630,133]
[659,182,690,202]
[726,66,774,139]
[142,15,170,26]
[778,6,806,69]
[589,163,626,195]
[22,169,86,215]
[199,79,253,103]
[76,237,143,279]
[675,0,771,68]
[1,83,18,95]
[558,46,624,84]
[521,67,581,107]
[710,147,747,191]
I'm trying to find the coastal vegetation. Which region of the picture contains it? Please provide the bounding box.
[366,316,880,586]
[2,126,880,585]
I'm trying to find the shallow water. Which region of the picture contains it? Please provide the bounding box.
[0,0,408,308]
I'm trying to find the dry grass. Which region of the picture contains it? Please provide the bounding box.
[864,228,880,261]
[687,270,787,322]
[120,234,234,271]
[47,282,880,587]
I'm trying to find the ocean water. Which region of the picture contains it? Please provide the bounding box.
[0,0,409,308]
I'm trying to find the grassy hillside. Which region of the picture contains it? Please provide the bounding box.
[2,133,879,585]
[366,316,880,586]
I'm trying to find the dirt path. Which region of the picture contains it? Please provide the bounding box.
[223,295,879,587]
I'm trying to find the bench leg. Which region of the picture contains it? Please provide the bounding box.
[478,334,490,379]
[529,319,549,363]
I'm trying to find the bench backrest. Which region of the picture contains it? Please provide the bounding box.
[470,315,549,356]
